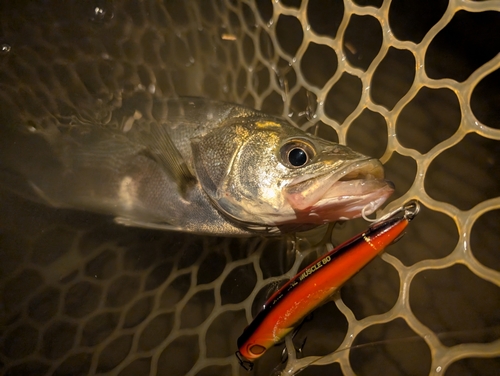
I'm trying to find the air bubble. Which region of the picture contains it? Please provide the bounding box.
[94,7,105,18]
[90,2,114,23]
[0,43,11,55]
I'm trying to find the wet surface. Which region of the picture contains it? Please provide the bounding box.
[1,1,499,375]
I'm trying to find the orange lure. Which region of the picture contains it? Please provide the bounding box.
[237,201,420,367]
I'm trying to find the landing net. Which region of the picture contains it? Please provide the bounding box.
[0,1,499,375]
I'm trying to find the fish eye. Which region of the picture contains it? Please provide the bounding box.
[289,148,307,166]
[280,140,315,168]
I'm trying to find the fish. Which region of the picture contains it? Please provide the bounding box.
[0,97,394,236]
[236,200,420,367]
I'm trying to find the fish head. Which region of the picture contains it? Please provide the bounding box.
[192,116,394,232]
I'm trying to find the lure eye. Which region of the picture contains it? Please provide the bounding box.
[280,140,315,168]
[249,344,266,356]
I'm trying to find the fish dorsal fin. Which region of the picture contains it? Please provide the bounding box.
[131,118,196,195]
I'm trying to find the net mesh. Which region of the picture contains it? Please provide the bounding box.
[0,0,499,375]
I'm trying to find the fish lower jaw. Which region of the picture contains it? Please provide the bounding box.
[285,159,386,210]
[284,178,394,224]
[308,182,394,222]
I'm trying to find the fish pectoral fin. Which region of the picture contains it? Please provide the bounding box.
[114,216,184,232]
[0,167,62,207]
[133,121,196,195]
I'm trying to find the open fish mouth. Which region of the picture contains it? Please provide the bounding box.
[284,158,394,222]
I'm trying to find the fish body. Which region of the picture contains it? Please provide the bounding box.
[0,97,394,236]
[236,201,420,364]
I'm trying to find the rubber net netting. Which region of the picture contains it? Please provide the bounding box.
[0,0,499,375]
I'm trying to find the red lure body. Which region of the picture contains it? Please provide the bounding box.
[237,201,419,364]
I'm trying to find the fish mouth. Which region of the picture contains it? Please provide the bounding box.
[284,158,394,223]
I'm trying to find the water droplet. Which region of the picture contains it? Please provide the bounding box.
[148,84,156,94]
[0,43,11,55]
[94,6,105,18]
[436,366,442,373]
[90,2,114,23]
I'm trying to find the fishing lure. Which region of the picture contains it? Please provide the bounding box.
[236,200,420,368]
